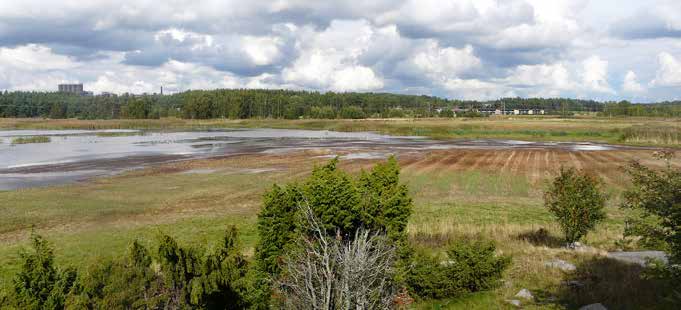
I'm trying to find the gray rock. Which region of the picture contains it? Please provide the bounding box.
[515,288,534,300]
[506,299,521,307]
[579,303,607,310]
[607,251,668,267]
[545,259,576,271]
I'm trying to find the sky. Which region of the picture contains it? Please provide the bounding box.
[0,0,680,102]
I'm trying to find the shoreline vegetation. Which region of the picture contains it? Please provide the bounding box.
[10,135,51,144]
[1,116,680,146]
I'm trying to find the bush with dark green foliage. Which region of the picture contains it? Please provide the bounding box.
[254,157,413,305]
[544,167,608,245]
[67,240,164,308]
[155,226,250,309]
[406,239,510,299]
[621,153,681,282]
[255,184,303,276]
[10,234,77,310]
[6,228,250,310]
[256,157,412,275]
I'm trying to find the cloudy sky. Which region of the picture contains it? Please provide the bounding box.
[1,0,680,102]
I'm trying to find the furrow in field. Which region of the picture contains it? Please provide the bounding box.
[568,151,584,170]
[529,151,543,185]
[487,150,509,172]
[398,155,424,172]
[509,150,526,175]
[412,152,447,174]
[576,152,616,185]
[450,150,478,170]
[467,150,494,171]
[433,152,466,176]
[500,150,518,173]
[429,152,467,175]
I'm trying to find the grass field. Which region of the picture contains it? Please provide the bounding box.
[1,142,679,308]
[1,116,681,146]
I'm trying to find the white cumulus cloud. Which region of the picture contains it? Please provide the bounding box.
[651,52,681,87]
[622,70,644,92]
[581,56,613,94]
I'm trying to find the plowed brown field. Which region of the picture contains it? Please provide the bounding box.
[396,148,676,188]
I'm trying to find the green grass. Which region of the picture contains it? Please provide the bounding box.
[10,136,50,144]
[0,146,676,308]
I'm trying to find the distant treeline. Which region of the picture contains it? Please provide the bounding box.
[0,89,680,119]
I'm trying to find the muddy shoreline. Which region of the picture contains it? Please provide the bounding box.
[0,128,656,190]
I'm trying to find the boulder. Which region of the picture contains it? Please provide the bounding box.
[515,288,534,300]
[606,251,668,267]
[545,259,576,271]
[579,303,607,310]
[506,299,521,307]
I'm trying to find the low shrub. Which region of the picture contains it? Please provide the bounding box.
[406,239,511,299]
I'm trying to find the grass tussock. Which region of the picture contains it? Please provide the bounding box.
[11,136,51,144]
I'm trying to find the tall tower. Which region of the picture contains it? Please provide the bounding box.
[160,86,163,95]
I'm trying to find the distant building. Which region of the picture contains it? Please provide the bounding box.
[58,84,84,94]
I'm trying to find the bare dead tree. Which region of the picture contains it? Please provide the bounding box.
[277,203,398,310]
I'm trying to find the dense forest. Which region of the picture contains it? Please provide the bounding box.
[0,89,680,119]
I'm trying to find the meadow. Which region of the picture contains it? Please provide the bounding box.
[1,135,679,308]
[1,116,681,146]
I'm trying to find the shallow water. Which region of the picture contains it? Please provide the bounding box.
[0,128,637,190]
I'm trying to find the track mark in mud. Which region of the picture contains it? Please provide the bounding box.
[501,151,517,173]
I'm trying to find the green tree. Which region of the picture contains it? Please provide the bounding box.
[184,92,216,119]
[255,184,303,276]
[544,167,608,245]
[340,106,366,119]
[357,156,412,244]
[48,102,68,119]
[254,157,414,305]
[302,158,362,237]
